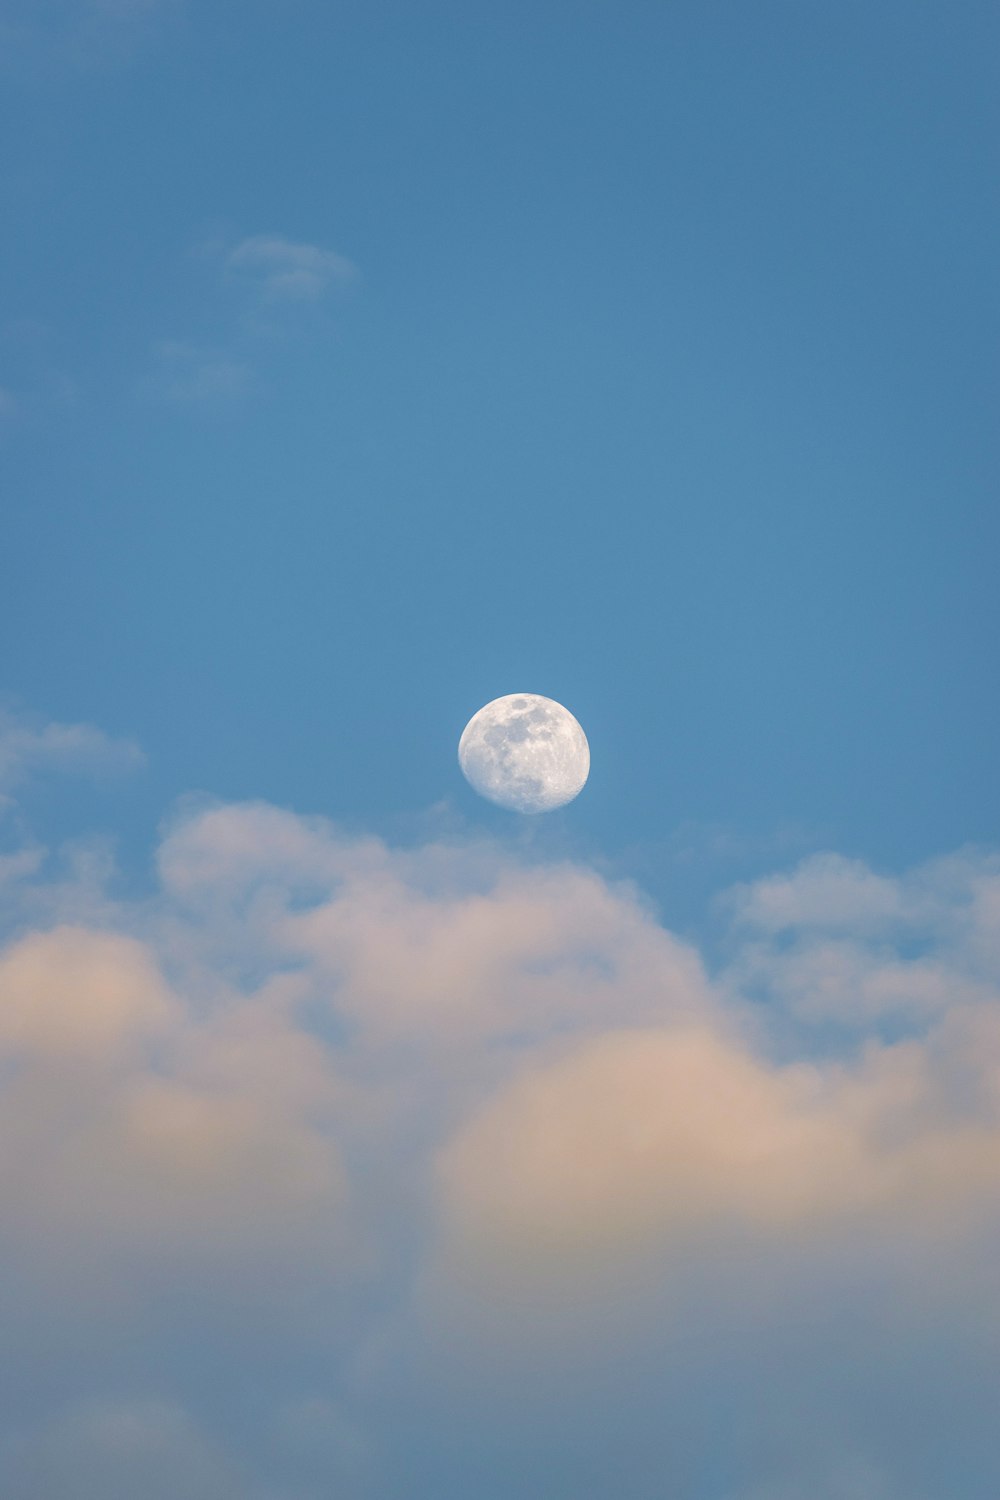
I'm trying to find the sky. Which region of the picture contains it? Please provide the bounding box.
[0,2,998,1496]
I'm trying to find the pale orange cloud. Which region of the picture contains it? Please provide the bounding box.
[434,1011,1000,1295]
[2,798,1000,1494]
[0,918,352,1309]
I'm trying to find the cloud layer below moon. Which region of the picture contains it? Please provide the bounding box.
[1,792,1000,1496]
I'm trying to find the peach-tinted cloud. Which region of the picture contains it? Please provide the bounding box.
[2,800,1000,1495]
[0,926,175,1062]
[0,917,351,1313]
[434,1010,1000,1293]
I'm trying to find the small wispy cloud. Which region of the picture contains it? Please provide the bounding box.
[226,235,357,303]
[142,340,252,406]
[0,708,144,793]
[143,232,356,407]
[0,321,80,431]
[5,1398,248,1500]
[0,0,178,77]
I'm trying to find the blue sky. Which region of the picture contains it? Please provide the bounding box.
[1,3,999,1497]
[4,0,997,872]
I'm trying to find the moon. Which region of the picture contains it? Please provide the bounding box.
[458,694,590,813]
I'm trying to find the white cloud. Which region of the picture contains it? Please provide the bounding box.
[0,708,143,792]
[227,235,358,302]
[144,232,356,407]
[724,848,1000,1027]
[144,340,252,405]
[729,852,904,933]
[727,1458,908,1500]
[0,0,178,76]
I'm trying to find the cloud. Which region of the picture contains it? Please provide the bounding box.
[726,1459,908,1500]
[725,848,1000,1027]
[3,1399,246,1500]
[1,795,1000,1496]
[434,1008,1000,1296]
[227,235,358,303]
[0,321,80,430]
[0,0,178,76]
[0,919,353,1353]
[143,340,252,406]
[144,233,355,407]
[0,707,144,792]
[729,852,905,933]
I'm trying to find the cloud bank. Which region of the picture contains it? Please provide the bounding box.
[1,784,999,1497]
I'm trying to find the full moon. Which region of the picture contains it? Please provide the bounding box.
[458,694,590,813]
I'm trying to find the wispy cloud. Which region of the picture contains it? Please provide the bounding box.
[0,321,80,432]
[143,232,356,407]
[226,235,358,303]
[0,708,144,793]
[5,1398,250,1500]
[0,0,178,76]
[142,340,252,406]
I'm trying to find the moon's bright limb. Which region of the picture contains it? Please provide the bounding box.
[458,694,590,813]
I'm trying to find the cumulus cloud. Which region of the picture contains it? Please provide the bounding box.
[0,921,351,1342]
[1,797,1000,1496]
[434,1010,1000,1297]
